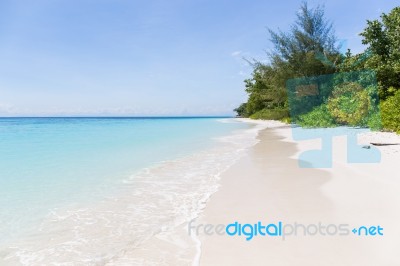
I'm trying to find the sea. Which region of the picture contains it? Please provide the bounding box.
[0,117,264,265]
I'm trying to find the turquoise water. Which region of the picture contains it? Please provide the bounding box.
[0,117,250,245]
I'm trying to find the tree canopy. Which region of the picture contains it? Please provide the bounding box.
[239,2,341,118]
[235,3,400,133]
[269,2,340,77]
[360,7,400,99]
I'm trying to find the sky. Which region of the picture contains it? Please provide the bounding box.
[0,0,398,116]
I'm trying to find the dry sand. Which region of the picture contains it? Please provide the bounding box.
[197,120,400,266]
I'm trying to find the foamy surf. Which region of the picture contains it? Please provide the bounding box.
[0,119,268,265]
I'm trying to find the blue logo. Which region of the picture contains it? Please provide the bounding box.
[188,220,385,241]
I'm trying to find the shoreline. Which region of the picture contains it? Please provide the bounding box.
[2,118,400,265]
[197,120,400,265]
[0,118,264,265]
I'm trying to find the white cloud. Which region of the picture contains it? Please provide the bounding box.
[0,103,15,114]
[231,50,242,57]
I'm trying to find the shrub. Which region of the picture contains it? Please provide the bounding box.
[280,117,291,124]
[327,82,370,126]
[381,90,400,133]
[234,103,248,117]
[367,111,383,131]
[250,108,289,120]
[297,104,336,128]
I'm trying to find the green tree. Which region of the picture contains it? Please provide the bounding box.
[235,2,340,119]
[381,90,400,133]
[243,63,287,116]
[268,2,341,78]
[360,7,400,99]
[233,103,247,117]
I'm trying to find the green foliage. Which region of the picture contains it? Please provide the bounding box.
[367,111,383,131]
[327,82,370,126]
[249,108,289,120]
[360,7,400,61]
[360,7,400,99]
[297,104,336,128]
[268,2,340,77]
[280,117,291,124]
[236,2,340,119]
[381,90,400,133]
[242,63,287,117]
[295,81,380,128]
[234,4,400,135]
[233,103,248,117]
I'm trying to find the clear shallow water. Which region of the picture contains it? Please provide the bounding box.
[0,117,259,264]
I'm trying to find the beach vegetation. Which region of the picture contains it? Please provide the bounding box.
[233,103,248,117]
[249,107,289,120]
[327,82,370,126]
[237,2,340,120]
[381,90,400,134]
[297,104,336,128]
[235,3,400,134]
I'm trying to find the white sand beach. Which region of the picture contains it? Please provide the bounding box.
[197,119,400,266]
[2,119,400,265]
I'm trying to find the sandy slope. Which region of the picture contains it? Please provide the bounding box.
[198,120,400,266]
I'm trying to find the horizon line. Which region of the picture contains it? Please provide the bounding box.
[0,115,235,119]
